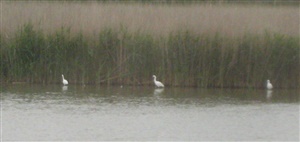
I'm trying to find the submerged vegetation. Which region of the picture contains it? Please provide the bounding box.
[0,23,299,88]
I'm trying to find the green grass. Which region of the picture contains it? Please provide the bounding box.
[0,23,299,88]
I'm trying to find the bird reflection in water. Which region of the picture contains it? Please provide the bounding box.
[62,86,68,91]
[154,88,164,95]
[266,90,272,100]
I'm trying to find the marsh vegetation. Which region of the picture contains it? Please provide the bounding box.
[1,1,299,88]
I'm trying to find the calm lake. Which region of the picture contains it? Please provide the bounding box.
[1,84,299,141]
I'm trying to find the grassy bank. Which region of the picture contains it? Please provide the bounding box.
[0,23,299,88]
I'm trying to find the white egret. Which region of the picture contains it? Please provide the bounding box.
[153,75,164,88]
[62,74,68,86]
[266,80,273,90]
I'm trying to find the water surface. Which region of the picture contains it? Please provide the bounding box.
[1,85,299,141]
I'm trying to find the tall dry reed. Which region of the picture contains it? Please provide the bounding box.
[1,1,299,37]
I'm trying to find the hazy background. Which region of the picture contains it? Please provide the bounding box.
[2,1,299,37]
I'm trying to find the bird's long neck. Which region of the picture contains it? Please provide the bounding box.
[153,77,156,82]
[62,76,64,80]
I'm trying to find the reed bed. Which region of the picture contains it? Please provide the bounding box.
[1,23,299,88]
[1,1,299,36]
[0,1,299,88]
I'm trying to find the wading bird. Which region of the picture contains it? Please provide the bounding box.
[153,75,164,88]
[266,80,273,90]
[62,74,68,86]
